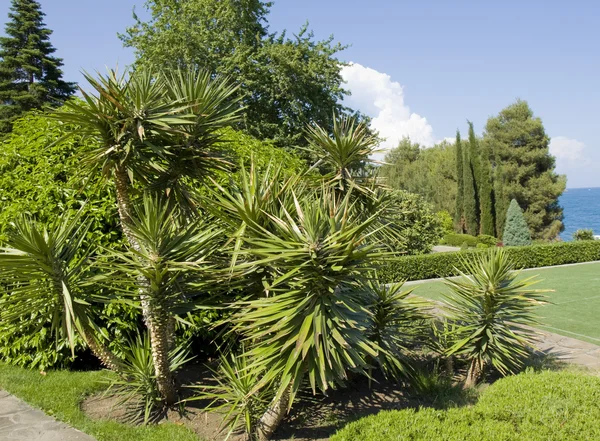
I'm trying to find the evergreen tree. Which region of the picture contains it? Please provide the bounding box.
[483,100,565,239]
[462,133,478,236]
[479,138,496,236]
[466,121,481,232]
[502,199,532,246]
[0,0,75,132]
[454,130,465,231]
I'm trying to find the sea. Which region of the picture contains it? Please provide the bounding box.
[559,187,600,241]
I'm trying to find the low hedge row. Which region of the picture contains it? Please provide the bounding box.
[379,240,600,282]
[331,371,600,441]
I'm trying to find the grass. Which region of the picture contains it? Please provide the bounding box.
[0,362,200,441]
[331,370,600,441]
[408,261,600,345]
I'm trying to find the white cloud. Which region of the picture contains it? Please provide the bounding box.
[549,136,585,161]
[340,63,435,159]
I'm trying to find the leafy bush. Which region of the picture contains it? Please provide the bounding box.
[477,234,498,247]
[503,199,532,246]
[378,240,600,282]
[442,233,478,247]
[386,190,443,255]
[331,370,600,441]
[436,210,454,234]
[573,229,595,241]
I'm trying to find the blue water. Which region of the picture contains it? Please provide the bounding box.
[559,187,600,241]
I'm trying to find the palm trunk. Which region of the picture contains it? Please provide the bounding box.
[147,308,177,405]
[464,358,482,389]
[255,386,291,441]
[81,327,123,372]
[113,166,176,404]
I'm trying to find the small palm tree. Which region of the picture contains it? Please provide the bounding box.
[53,67,241,404]
[0,213,121,371]
[442,248,547,387]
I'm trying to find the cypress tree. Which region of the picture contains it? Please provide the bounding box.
[502,199,532,246]
[466,121,481,233]
[462,134,478,236]
[0,0,75,132]
[479,139,496,236]
[454,130,465,232]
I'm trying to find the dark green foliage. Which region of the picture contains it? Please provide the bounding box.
[462,129,478,236]
[479,139,495,236]
[381,137,457,215]
[121,0,351,149]
[484,100,565,239]
[454,131,465,230]
[331,371,600,441]
[378,240,600,282]
[503,199,532,246]
[573,229,595,241]
[0,0,75,132]
[386,190,443,255]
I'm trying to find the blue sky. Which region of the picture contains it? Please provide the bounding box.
[2,0,599,187]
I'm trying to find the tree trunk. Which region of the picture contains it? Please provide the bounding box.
[113,166,176,404]
[464,358,482,389]
[81,327,123,372]
[147,308,178,405]
[255,386,291,441]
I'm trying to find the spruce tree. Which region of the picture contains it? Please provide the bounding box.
[454,130,465,232]
[462,135,478,236]
[483,100,565,239]
[479,139,496,237]
[502,199,532,246]
[0,0,75,132]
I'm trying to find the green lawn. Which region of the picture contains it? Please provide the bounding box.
[408,261,600,345]
[0,363,200,441]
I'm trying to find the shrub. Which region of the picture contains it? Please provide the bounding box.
[477,234,498,247]
[436,210,454,234]
[503,199,532,246]
[378,240,600,282]
[331,371,600,441]
[386,190,443,255]
[476,242,489,249]
[573,229,595,241]
[443,233,478,247]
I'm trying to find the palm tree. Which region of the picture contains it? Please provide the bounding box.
[0,213,121,371]
[53,67,241,404]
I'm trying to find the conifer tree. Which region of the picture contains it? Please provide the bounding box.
[462,135,478,236]
[466,121,481,233]
[502,199,532,246]
[483,100,565,239]
[0,0,75,132]
[479,139,496,237]
[454,130,465,232]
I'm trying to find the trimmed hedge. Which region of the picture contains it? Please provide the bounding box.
[331,370,600,441]
[379,240,600,282]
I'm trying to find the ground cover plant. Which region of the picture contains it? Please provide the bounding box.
[331,370,600,441]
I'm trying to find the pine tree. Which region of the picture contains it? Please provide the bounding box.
[483,100,565,239]
[502,199,532,246]
[479,139,496,237]
[0,0,75,132]
[454,130,465,232]
[462,134,478,236]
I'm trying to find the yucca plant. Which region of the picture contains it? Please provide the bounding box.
[105,332,192,424]
[217,186,385,440]
[442,248,548,388]
[0,212,121,371]
[365,277,430,382]
[53,67,241,404]
[187,349,273,440]
[103,195,225,404]
[305,114,381,194]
